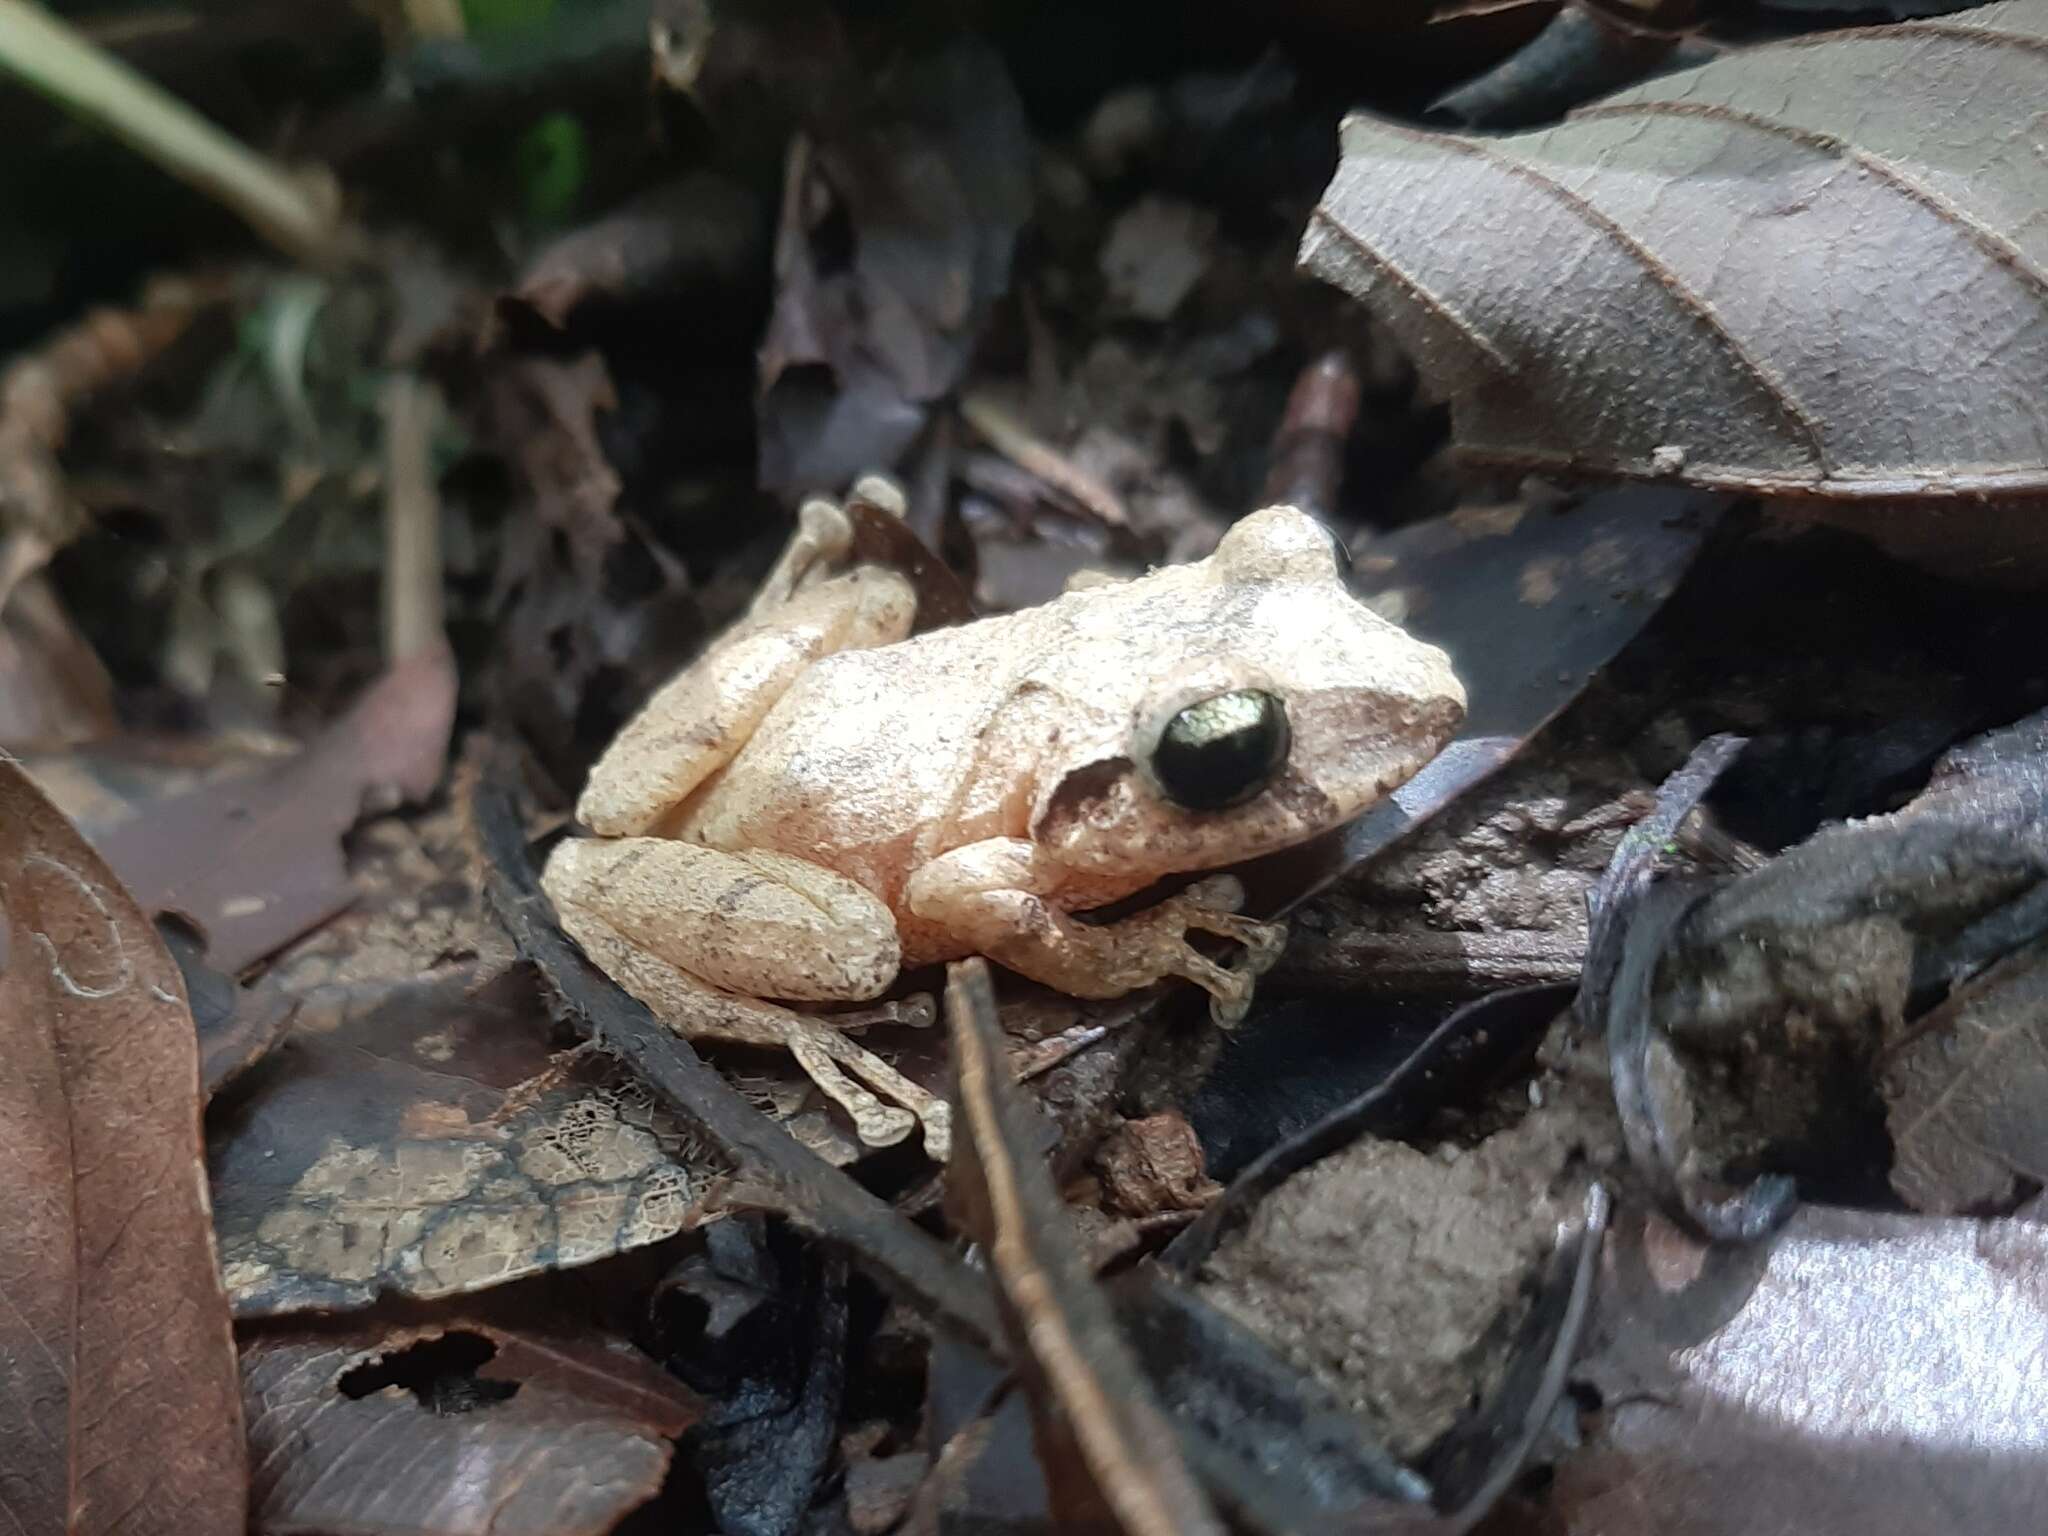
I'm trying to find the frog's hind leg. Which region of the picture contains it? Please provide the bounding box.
[545,837,903,1000]
[543,837,952,1158]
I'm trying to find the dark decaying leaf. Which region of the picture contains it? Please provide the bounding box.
[484,352,703,789]
[159,915,295,1097]
[89,645,456,972]
[945,958,1229,1536]
[1429,5,1698,130]
[209,966,717,1316]
[653,1217,847,1536]
[1879,706,2048,1210]
[1554,1205,2048,1536]
[1235,486,1722,919]
[508,173,764,329]
[1304,1,2048,500]
[1575,731,1799,1243]
[1578,732,1748,1031]
[1633,706,2048,1222]
[0,758,246,1535]
[757,40,1032,495]
[243,1319,701,1536]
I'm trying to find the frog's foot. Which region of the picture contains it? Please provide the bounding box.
[549,895,952,1158]
[905,840,1290,1025]
[1173,875,1288,1026]
[846,473,907,522]
[789,1018,952,1160]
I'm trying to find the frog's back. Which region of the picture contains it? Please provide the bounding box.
[668,592,1124,904]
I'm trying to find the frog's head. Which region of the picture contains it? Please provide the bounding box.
[1030,505,1466,880]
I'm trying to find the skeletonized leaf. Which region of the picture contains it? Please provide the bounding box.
[0,758,245,1534]
[210,968,717,1316]
[1303,1,2048,499]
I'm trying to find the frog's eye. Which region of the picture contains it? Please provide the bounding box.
[1151,689,1291,811]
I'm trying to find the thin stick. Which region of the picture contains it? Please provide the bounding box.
[380,374,444,663]
[959,390,1129,528]
[0,0,342,265]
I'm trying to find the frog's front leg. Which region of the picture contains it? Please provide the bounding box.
[542,837,952,1158]
[904,839,1287,1023]
[578,555,914,836]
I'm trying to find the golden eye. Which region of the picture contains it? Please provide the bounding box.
[1151,690,1290,811]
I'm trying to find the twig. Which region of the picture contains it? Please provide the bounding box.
[0,0,343,266]
[380,374,445,663]
[959,390,1128,528]
[0,275,215,553]
[947,958,1228,1536]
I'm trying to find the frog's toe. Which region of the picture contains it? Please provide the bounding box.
[848,1098,919,1148]
[918,1101,953,1163]
[1209,986,1255,1028]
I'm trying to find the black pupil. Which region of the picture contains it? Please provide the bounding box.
[1153,690,1291,811]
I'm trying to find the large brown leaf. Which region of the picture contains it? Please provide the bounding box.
[242,1319,701,1536]
[0,759,245,1534]
[1303,1,2048,500]
[90,647,456,973]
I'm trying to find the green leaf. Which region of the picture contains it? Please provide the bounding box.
[514,110,588,227]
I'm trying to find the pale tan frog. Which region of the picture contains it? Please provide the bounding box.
[543,481,1465,1160]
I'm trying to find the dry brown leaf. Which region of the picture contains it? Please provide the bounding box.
[92,645,456,972]
[243,1319,700,1536]
[0,757,245,1534]
[1303,1,2048,500]
[1886,943,2048,1212]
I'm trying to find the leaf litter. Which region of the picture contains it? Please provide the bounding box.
[8,2,2048,1532]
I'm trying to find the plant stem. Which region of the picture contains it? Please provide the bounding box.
[0,0,342,265]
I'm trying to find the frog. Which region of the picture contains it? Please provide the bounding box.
[542,479,1466,1161]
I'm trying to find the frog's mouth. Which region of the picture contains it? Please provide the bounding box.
[1031,753,1341,877]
